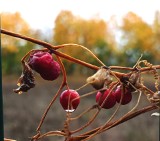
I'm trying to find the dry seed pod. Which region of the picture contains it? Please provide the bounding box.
[128,71,141,91]
[86,67,112,90]
[129,71,140,85]
[152,91,160,103]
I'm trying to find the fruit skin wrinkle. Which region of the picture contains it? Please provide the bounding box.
[28,51,61,81]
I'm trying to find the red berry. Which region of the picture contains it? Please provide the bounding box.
[96,89,116,109]
[113,86,132,105]
[60,89,80,112]
[28,51,61,80]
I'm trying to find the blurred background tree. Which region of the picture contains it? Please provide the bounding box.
[53,10,116,74]
[1,12,42,75]
[1,10,159,75]
[119,12,160,66]
[152,11,160,64]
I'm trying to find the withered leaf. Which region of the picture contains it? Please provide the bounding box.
[13,62,35,94]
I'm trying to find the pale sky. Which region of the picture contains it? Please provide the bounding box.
[0,0,160,30]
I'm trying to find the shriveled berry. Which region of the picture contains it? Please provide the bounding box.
[28,51,61,80]
[96,89,116,109]
[113,86,132,105]
[60,89,80,112]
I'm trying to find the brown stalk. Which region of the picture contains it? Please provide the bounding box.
[36,56,67,132]
[1,29,160,141]
[71,82,119,134]
[2,29,160,76]
[1,29,99,70]
[69,105,158,141]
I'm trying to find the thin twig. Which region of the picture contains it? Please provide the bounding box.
[36,81,65,131]
[71,82,118,134]
[70,105,97,121]
[2,29,160,75]
[53,43,106,66]
[36,56,67,131]
[37,130,66,140]
[69,105,158,141]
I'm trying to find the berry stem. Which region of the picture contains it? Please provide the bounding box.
[1,29,159,141]
[126,91,142,114]
[70,105,97,121]
[100,105,157,132]
[69,105,158,141]
[53,43,106,66]
[71,108,100,134]
[1,29,55,51]
[36,56,67,132]
[85,94,122,140]
[1,29,159,75]
[52,49,99,70]
[36,80,65,132]
[21,48,48,62]
[70,88,108,121]
[71,82,118,134]
[34,130,66,140]
[1,29,99,70]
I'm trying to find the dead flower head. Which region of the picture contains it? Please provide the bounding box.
[86,67,112,90]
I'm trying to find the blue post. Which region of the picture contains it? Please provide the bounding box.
[0,40,4,140]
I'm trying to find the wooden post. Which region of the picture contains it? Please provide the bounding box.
[0,37,4,140]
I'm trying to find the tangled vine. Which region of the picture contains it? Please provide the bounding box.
[1,29,160,141]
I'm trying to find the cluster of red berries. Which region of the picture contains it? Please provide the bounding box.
[96,86,132,109]
[28,51,61,81]
[27,51,132,112]
[28,51,80,112]
[59,86,132,112]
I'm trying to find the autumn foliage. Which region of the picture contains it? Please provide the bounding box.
[1,9,160,140]
[1,11,160,75]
